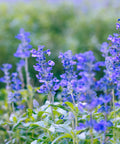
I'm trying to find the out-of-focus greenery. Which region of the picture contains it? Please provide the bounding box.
[0,1,119,87]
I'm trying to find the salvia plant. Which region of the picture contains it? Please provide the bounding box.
[1,21,120,144]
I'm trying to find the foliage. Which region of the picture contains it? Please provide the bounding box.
[1,20,120,144]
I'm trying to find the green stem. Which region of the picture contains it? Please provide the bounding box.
[73,135,76,144]
[74,113,78,144]
[75,115,78,129]
[18,68,24,88]
[72,116,78,144]
[112,89,116,143]
[32,130,34,139]
[100,135,103,144]
[29,92,33,109]
[71,92,75,106]
[72,119,75,130]
[12,102,15,113]
[26,130,28,143]
[17,129,20,144]
[49,92,55,123]
[25,58,30,88]
[103,102,107,143]
[90,112,93,144]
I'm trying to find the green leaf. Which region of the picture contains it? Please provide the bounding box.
[93,138,99,144]
[56,119,64,124]
[65,102,74,110]
[56,108,67,115]
[13,116,17,123]
[31,140,37,144]
[53,110,61,117]
[53,124,72,133]
[28,85,33,92]
[76,130,83,135]
[30,121,45,128]
[77,132,86,139]
[27,109,35,117]
[12,121,22,130]
[37,111,47,118]
[48,125,55,133]
[50,104,68,111]
[51,133,72,144]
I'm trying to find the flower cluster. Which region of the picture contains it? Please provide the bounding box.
[14,28,32,87]
[8,72,23,109]
[14,28,32,58]
[76,51,104,110]
[11,72,22,91]
[0,63,12,90]
[0,64,23,109]
[101,23,120,86]
[31,46,59,102]
[59,50,77,104]
[77,119,113,133]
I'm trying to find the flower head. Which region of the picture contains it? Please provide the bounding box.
[0,63,12,90]
[31,46,59,96]
[14,28,32,58]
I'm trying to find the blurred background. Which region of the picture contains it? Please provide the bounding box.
[0,0,120,87]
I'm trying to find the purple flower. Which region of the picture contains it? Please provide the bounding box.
[48,60,55,66]
[101,22,120,104]
[94,120,113,132]
[17,104,25,110]
[98,105,111,114]
[100,42,109,57]
[115,102,120,107]
[31,46,59,99]
[85,120,97,128]
[59,50,78,103]
[11,72,22,91]
[116,23,120,29]
[53,84,59,91]
[1,64,12,71]
[94,120,106,132]
[14,28,32,58]
[76,123,86,130]
[0,63,12,90]
[46,49,51,56]
[8,72,22,107]
[99,94,112,104]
